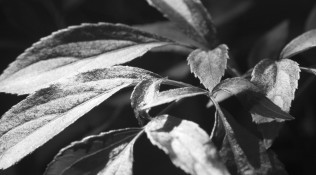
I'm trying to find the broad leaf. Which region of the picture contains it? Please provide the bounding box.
[0,23,171,95]
[45,128,142,175]
[248,21,289,67]
[305,3,316,31]
[212,103,288,175]
[145,115,229,175]
[147,0,217,48]
[188,44,229,91]
[280,29,316,59]
[0,66,158,169]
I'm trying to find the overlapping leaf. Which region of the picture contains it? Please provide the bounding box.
[45,128,142,175]
[145,115,230,175]
[0,23,172,95]
[0,66,158,169]
[212,102,288,175]
[146,0,217,48]
[188,44,229,91]
[280,29,316,59]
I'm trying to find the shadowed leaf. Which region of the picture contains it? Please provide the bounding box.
[280,29,316,59]
[0,23,171,95]
[188,44,229,91]
[305,3,316,31]
[0,66,158,169]
[145,115,229,175]
[146,0,217,48]
[45,128,142,175]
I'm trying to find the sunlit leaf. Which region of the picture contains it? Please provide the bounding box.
[145,115,229,175]
[248,21,289,67]
[0,23,172,95]
[305,3,316,31]
[212,102,288,175]
[280,29,316,59]
[45,128,142,175]
[146,0,217,48]
[188,44,229,91]
[0,66,158,169]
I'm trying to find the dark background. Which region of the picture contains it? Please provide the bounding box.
[0,0,316,174]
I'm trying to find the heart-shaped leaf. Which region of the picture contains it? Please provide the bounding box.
[0,23,172,95]
[146,0,217,48]
[45,128,142,175]
[145,115,229,175]
[188,44,229,91]
[0,66,158,169]
[280,29,316,59]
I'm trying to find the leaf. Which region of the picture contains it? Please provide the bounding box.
[248,21,289,67]
[305,3,316,31]
[146,0,217,48]
[300,66,316,75]
[280,29,316,59]
[251,59,300,113]
[0,66,158,169]
[212,103,288,175]
[0,23,171,95]
[188,44,229,91]
[45,128,142,175]
[145,115,230,175]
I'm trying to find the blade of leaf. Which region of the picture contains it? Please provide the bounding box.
[44,128,142,175]
[300,66,316,75]
[212,101,288,175]
[0,66,158,169]
[248,21,289,67]
[305,3,316,31]
[146,0,217,48]
[280,29,316,59]
[145,115,229,175]
[0,23,172,95]
[188,44,229,91]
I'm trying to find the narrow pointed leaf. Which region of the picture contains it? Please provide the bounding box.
[0,23,171,95]
[300,66,316,75]
[188,44,229,91]
[145,115,230,175]
[146,0,217,48]
[305,3,316,31]
[248,21,289,67]
[0,66,157,169]
[280,29,316,59]
[213,103,288,175]
[45,128,142,175]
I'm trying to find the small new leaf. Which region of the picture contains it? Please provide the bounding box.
[280,29,316,59]
[147,0,217,48]
[0,66,157,169]
[45,128,142,175]
[145,115,229,175]
[188,44,229,91]
[0,23,171,95]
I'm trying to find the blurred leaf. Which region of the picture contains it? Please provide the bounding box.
[300,66,316,75]
[0,23,172,95]
[145,115,229,175]
[280,29,316,59]
[305,3,316,31]
[0,66,157,170]
[188,44,229,91]
[146,0,217,48]
[212,103,288,175]
[248,21,289,67]
[45,128,142,175]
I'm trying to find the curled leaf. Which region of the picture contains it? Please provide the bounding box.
[0,23,171,95]
[145,115,229,175]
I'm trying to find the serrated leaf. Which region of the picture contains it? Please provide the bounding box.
[305,3,316,31]
[188,44,229,91]
[280,29,316,59]
[248,21,289,67]
[146,0,217,48]
[0,23,171,95]
[145,115,229,175]
[45,128,142,175]
[212,103,288,175]
[0,66,158,169]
